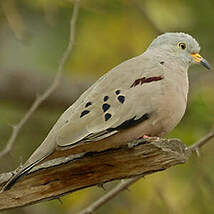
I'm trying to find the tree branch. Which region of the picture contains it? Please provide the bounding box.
[0,136,202,211]
[0,0,80,159]
[189,131,214,153]
[76,132,214,214]
[0,133,213,211]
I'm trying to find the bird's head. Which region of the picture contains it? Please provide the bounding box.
[148,32,211,70]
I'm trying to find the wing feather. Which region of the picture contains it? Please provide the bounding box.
[55,54,164,147]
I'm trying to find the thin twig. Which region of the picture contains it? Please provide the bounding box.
[76,130,214,214]
[0,0,80,159]
[76,176,143,214]
[189,131,214,153]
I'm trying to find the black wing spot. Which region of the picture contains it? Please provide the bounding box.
[117,95,125,104]
[105,113,112,121]
[107,113,149,131]
[80,110,90,118]
[85,102,92,108]
[160,61,165,65]
[115,90,121,95]
[102,103,110,112]
[104,96,109,102]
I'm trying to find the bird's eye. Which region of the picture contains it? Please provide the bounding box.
[178,42,186,50]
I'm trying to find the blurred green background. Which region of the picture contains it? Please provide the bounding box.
[0,0,214,213]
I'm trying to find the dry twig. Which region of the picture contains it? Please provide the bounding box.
[0,0,80,159]
[77,176,143,214]
[189,131,214,153]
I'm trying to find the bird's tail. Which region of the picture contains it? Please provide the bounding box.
[2,131,56,192]
[2,158,43,192]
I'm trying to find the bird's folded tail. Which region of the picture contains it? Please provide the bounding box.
[1,158,42,192]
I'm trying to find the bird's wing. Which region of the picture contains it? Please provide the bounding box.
[55,53,164,147]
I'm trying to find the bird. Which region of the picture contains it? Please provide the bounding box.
[2,32,210,191]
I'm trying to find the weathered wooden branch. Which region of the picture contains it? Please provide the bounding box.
[0,137,193,211]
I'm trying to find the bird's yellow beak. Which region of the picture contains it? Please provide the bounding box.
[191,53,211,70]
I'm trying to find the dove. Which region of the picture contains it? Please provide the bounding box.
[2,32,210,191]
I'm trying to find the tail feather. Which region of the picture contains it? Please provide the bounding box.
[2,159,41,192]
[2,134,56,192]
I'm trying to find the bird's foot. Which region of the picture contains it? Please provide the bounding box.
[142,135,160,141]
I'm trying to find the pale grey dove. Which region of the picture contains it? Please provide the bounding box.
[2,32,210,191]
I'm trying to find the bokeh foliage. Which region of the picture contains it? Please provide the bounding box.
[0,0,213,213]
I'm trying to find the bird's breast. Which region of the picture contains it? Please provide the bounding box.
[150,74,189,136]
